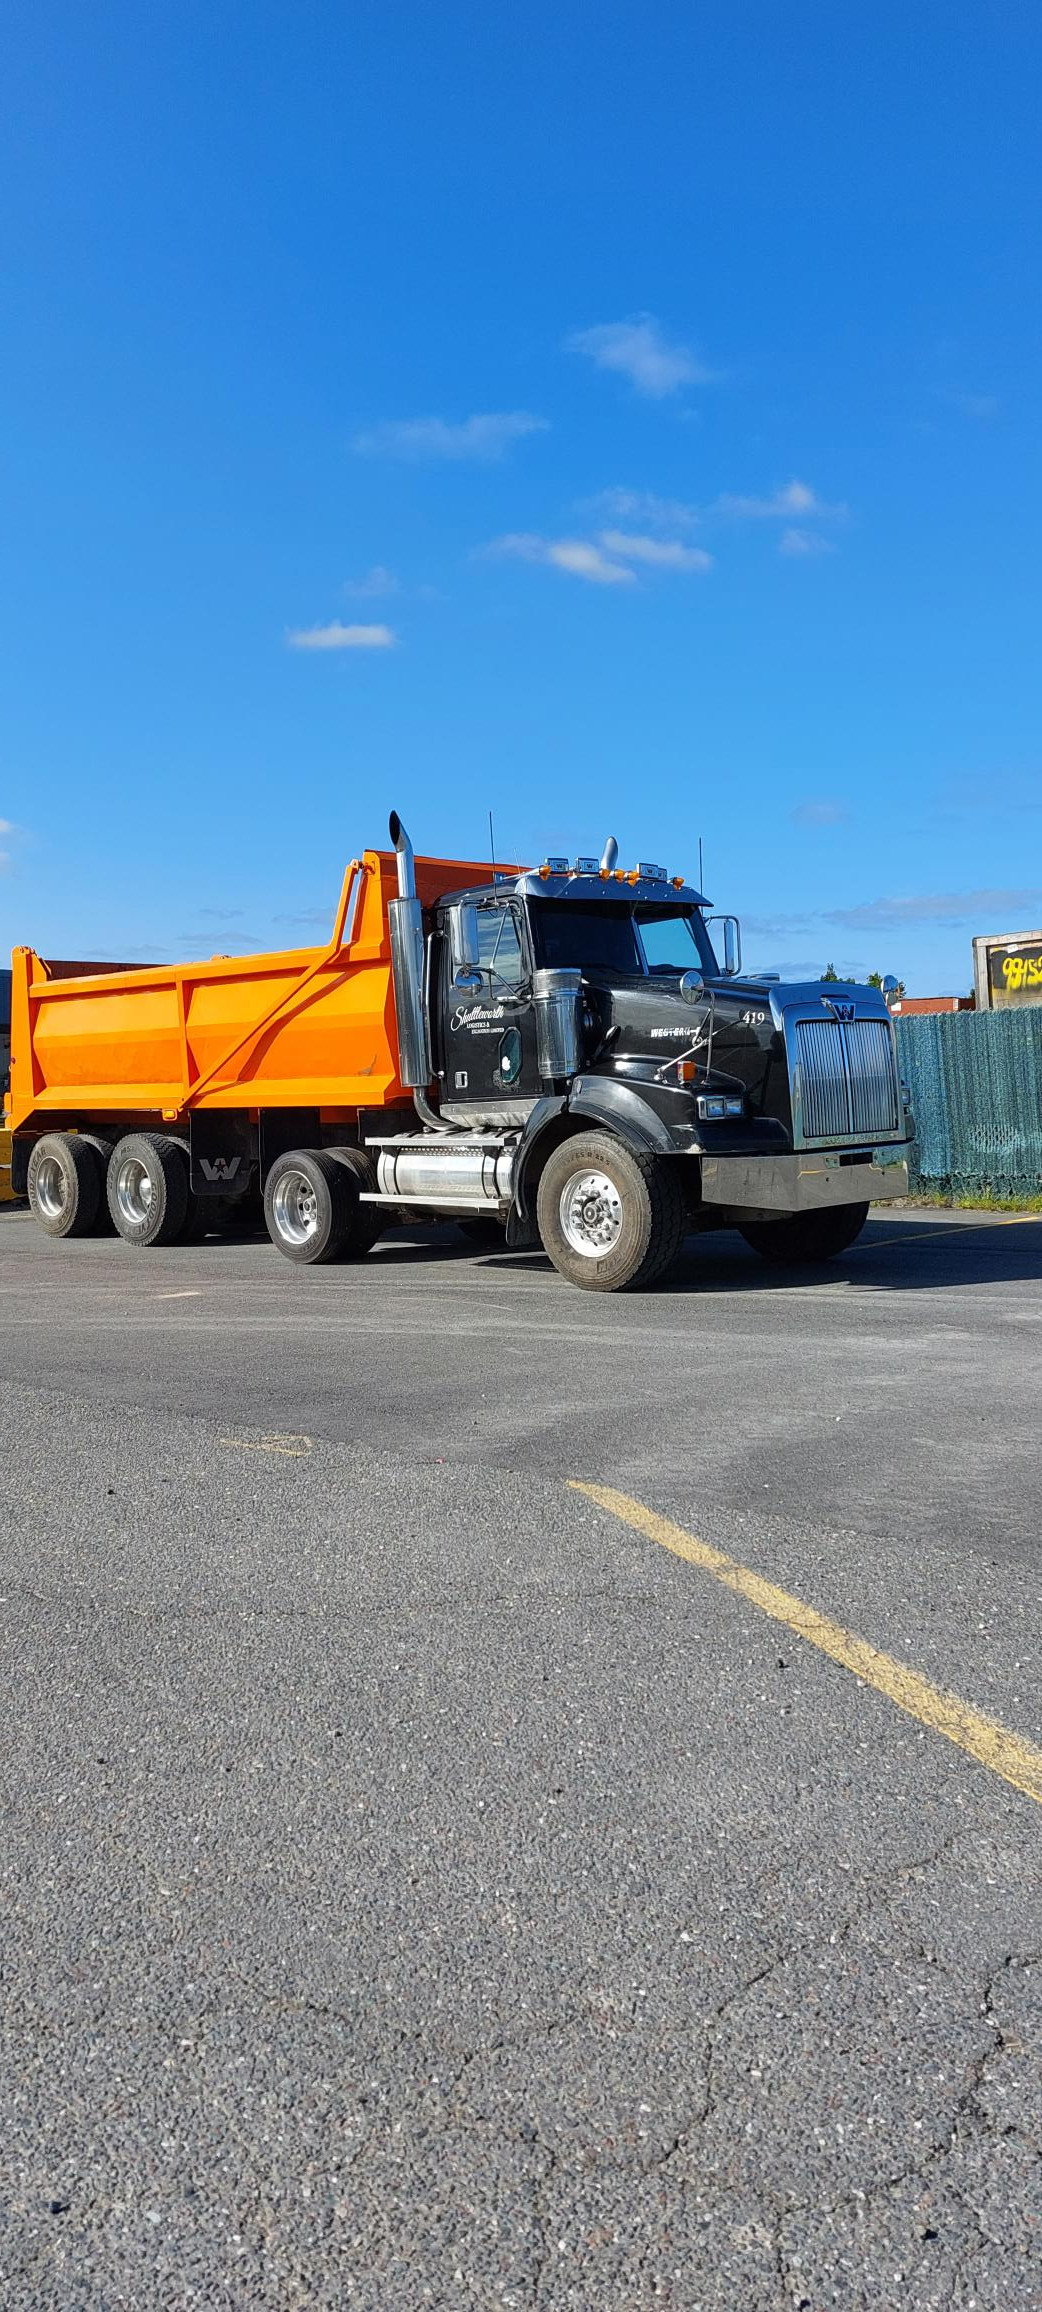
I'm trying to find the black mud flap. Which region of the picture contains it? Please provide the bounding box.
[189,1110,258,1197]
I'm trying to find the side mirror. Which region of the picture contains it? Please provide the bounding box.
[679,969,705,1003]
[708,915,742,976]
[447,901,481,977]
[881,973,899,1004]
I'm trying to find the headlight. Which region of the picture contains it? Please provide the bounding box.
[697,1093,744,1120]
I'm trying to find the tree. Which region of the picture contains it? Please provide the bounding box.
[821,962,840,981]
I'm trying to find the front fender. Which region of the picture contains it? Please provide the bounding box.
[567,1075,677,1152]
[512,1081,676,1218]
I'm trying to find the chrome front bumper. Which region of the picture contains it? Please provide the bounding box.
[699,1147,910,1216]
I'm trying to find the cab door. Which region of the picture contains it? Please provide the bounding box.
[439,898,540,1110]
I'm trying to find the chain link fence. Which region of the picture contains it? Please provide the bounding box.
[895,1009,1042,1199]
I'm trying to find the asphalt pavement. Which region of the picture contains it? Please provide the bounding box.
[1,1205,1040,2309]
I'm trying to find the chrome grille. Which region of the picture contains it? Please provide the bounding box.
[792,1014,899,1145]
[846,1017,899,1137]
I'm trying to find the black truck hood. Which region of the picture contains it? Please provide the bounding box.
[583,972,785,1114]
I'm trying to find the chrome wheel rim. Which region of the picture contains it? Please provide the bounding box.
[272,1168,320,1247]
[115,1157,154,1227]
[35,1156,68,1222]
[560,1168,624,1258]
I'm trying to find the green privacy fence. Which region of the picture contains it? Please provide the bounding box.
[894,1008,1042,1199]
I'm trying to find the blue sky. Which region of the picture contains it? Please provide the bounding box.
[1,1,1038,991]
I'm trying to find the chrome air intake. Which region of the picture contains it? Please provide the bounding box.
[533,967,582,1083]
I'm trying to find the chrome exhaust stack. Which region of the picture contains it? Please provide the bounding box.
[387,810,451,1131]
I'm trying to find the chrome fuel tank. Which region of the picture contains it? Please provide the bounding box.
[375,1138,516,1207]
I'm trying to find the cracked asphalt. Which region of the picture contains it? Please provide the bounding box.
[1,1205,1040,2309]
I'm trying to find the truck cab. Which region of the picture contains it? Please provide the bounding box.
[432,867,730,1128]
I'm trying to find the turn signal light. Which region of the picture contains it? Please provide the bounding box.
[677,1060,697,1085]
[673,875,685,889]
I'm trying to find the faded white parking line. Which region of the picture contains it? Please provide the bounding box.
[219,1433,313,1457]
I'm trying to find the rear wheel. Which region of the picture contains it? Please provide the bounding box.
[536,1133,686,1292]
[76,1135,116,1232]
[325,1147,386,1255]
[106,1133,189,1247]
[27,1133,103,1238]
[739,1201,870,1264]
[264,1148,360,1265]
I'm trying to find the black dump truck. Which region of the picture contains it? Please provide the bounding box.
[373,817,913,1289]
[8,817,913,1289]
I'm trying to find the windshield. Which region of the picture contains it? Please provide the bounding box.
[636,908,714,974]
[532,900,718,977]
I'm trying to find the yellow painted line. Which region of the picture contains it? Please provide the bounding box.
[219,1434,312,1458]
[867,1215,1040,1249]
[570,1482,1042,1808]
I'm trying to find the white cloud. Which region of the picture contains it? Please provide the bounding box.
[286,622,397,650]
[567,315,714,399]
[944,389,1000,421]
[584,487,702,533]
[0,819,12,835]
[486,533,635,585]
[825,888,1042,932]
[483,527,713,585]
[789,799,850,827]
[779,527,835,558]
[716,478,846,521]
[598,529,712,573]
[351,412,548,461]
[344,565,399,598]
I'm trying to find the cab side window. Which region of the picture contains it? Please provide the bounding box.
[475,905,525,988]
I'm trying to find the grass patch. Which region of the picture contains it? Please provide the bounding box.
[905,1189,1042,1214]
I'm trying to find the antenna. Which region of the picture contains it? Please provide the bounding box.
[489,809,497,883]
[698,835,704,892]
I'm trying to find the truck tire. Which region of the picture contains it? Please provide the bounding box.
[739,1201,870,1264]
[76,1134,116,1232]
[106,1133,189,1247]
[536,1132,686,1292]
[263,1148,359,1265]
[325,1147,386,1255]
[26,1132,102,1238]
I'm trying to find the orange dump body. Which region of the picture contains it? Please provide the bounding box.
[6,849,502,1136]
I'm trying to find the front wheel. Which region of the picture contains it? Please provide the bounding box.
[739,1202,870,1264]
[535,1133,686,1292]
